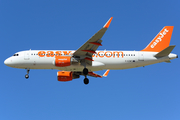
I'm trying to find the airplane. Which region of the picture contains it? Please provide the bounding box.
[4,17,178,84]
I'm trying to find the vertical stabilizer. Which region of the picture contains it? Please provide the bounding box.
[141,26,174,52]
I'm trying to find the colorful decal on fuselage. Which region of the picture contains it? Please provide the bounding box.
[38,51,124,58]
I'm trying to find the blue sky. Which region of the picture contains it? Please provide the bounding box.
[1,0,180,120]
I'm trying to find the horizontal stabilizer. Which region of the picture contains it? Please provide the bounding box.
[154,45,175,57]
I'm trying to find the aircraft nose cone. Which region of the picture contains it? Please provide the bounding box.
[4,58,12,66]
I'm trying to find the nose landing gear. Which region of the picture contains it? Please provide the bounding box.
[25,69,30,79]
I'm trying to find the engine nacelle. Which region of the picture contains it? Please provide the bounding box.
[54,56,78,67]
[57,71,80,82]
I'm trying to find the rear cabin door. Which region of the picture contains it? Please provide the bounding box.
[138,52,144,61]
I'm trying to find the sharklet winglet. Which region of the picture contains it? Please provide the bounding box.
[103,69,110,77]
[103,17,113,28]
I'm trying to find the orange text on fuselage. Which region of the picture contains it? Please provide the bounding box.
[38,51,124,58]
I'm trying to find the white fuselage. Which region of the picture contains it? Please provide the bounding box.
[4,50,177,71]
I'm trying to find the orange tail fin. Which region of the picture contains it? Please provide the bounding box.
[141,26,174,52]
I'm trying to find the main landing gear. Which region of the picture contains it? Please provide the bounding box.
[25,69,30,79]
[84,78,89,85]
[83,68,89,85]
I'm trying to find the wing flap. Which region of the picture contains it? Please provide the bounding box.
[88,72,102,78]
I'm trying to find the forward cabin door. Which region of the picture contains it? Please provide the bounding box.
[24,51,30,60]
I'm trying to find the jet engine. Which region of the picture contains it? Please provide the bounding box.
[57,71,80,82]
[54,56,78,67]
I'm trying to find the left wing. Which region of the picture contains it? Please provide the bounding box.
[73,17,113,65]
[74,69,110,78]
[88,69,110,78]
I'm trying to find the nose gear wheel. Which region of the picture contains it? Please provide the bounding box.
[25,74,29,79]
[25,69,30,79]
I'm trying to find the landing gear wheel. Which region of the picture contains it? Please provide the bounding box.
[84,78,89,85]
[25,68,30,79]
[83,68,88,75]
[25,74,29,79]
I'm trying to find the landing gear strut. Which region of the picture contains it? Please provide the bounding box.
[25,69,30,79]
[83,68,89,85]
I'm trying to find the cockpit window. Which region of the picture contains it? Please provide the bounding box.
[13,54,19,56]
